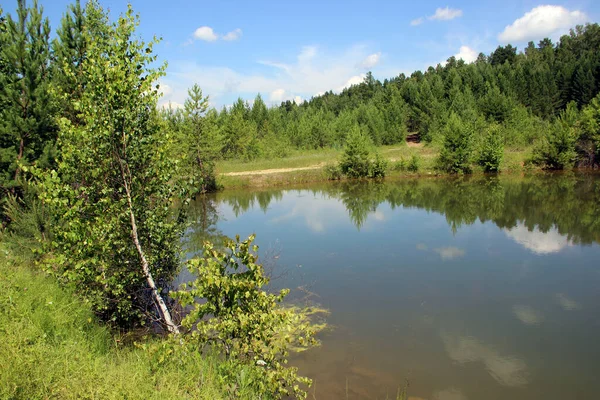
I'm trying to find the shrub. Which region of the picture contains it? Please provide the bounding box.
[392,158,406,171]
[172,235,326,399]
[408,154,420,172]
[478,124,504,172]
[532,103,580,169]
[436,112,474,173]
[324,163,343,180]
[368,153,388,178]
[339,126,372,178]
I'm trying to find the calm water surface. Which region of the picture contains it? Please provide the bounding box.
[184,174,600,400]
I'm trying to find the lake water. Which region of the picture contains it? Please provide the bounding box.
[183,173,600,400]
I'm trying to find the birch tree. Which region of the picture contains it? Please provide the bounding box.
[41,3,180,331]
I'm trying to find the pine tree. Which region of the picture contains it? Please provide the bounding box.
[182,83,218,193]
[52,0,87,124]
[0,0,54,196]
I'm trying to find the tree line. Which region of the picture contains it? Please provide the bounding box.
[162,25,600,173]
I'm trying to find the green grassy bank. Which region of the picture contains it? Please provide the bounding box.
[216,144,532,189]
[0,248,263,400]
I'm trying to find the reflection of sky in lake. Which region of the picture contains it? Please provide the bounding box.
[191,179,600,400]
[504,223,573,254]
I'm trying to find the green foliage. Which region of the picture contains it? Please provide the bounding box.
[532,103,580,169]
[0,0,54,209]
[478,124,504,172]
[339,127,372,178]
[324,163,343,180]
[580,93,600,166]
[0,251,268,400]
[172,235,326,399]
[437,113,474,173]
[407,154,420,172]
[369,153,389,178]
[38,3,181,327]
[179,83,219,194]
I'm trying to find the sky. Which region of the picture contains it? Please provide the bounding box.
[2,0,599,108]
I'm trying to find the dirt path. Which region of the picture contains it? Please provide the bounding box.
[222,163,326,176]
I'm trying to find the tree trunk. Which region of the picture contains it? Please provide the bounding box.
[121,170,180,335]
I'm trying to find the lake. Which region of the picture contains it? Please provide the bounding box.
[183,173,600,400]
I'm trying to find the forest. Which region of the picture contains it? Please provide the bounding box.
[1,0,600,398]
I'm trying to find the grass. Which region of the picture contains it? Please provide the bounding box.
[216,143,535,189]
[0,246,265,400]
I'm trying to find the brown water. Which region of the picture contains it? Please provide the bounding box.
[183,173,600,399]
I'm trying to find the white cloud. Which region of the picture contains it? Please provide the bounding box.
[162,44,383,107]
[223,28,243,41]
[293,96,304,105]
[339,74,366,91]
[498,5,588,43]
[359,52,381,69]
[269,88,286,102]
[504,224,572,254]
[411,7,463,26]
[454,45,478,63]
[434,246,465,260]
[193,26,218,42]
[430,7,463,21]
[410,17,424,26]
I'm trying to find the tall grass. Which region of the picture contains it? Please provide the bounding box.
[0,247,266,399]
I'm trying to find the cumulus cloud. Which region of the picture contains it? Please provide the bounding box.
[498,5,588,43]
[191,26,243,43]
[454,45,478,63]
[411,7,463,26]
[339,74,366,91]
[359,52,381,69]
[269,88,286,102]
[222,28,243,41]
[161,44,383,108]
[193,26,218,42]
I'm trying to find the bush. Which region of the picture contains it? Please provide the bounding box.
[478,124,504,172]
[172,235,326,399]
[392,159,406,171]
[368,153,388,178]
[339,126,372,178]
[532,103,580,169]
[436,113,474,173]
[408,154,420,172]
[324,163,342,180]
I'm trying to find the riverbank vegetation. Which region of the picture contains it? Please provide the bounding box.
[1,0,600,398]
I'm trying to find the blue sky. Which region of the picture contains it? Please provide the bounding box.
[2,0,599,108]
